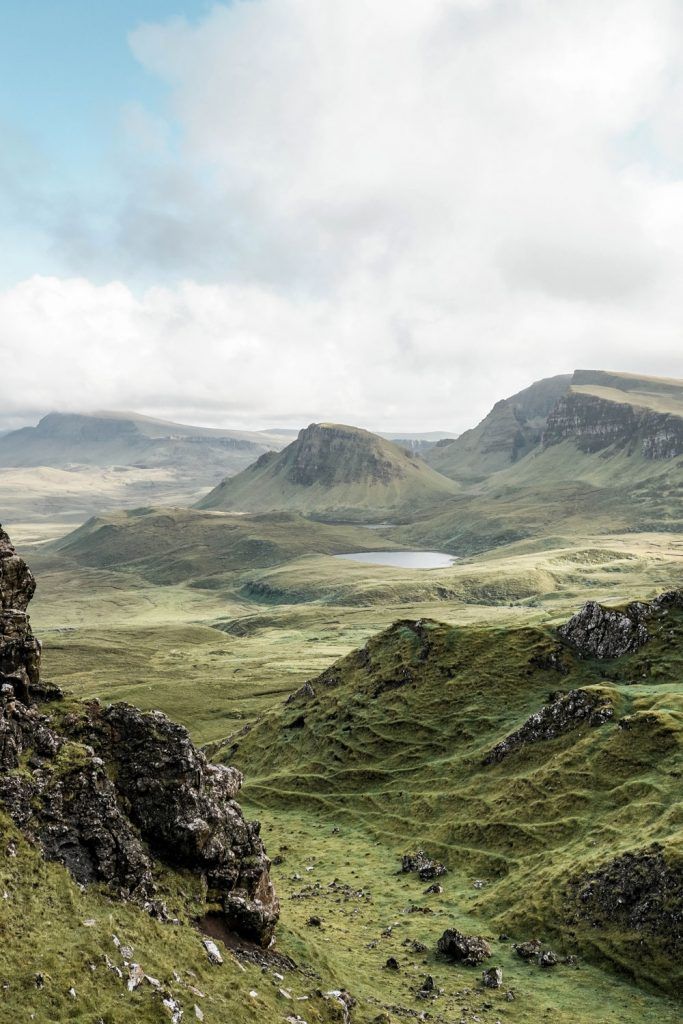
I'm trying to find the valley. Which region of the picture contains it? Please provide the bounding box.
[2,368,683,1023]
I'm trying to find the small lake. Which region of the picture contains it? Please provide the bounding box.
[335,550,456,569]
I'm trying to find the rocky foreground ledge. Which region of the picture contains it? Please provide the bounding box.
[0,525,279,946]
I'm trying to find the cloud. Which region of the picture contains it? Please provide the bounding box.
[2,0,683,430]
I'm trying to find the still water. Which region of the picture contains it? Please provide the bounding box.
[334,550,456,569]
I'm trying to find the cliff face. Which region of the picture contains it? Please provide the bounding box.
[0,526,279,945]
[0,526,41,701]
[543,376,683,459]
[426,374,572,482]
[287,423,406,486]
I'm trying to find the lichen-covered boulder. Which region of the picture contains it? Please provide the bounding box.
[437,928,492,966]
[557,601,648,659]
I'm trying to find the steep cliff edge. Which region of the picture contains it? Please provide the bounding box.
[0,525,279,946]
[543,370,683,458]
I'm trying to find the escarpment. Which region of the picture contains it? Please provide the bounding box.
[0,525,279,946]
[543,387,683,459]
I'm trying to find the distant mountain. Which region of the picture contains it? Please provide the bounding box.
[401,369,683,554]
[0,411,291,472]
[197,422,459,521]
[426,374,572,482]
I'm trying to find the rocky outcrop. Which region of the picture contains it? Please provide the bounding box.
[437,929,492,966]
[543,386,683,459]
[567,845,683,957]
[402,850,447,881]
[483,688,614,764]
[558,601,646,659]
[0,525,279,946]
[557,591,683,659]
[0,526,41,701]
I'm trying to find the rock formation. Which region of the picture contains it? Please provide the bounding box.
[483,688,614,764]
[436,928,492,966]
[557,591,683,660]
[568,844,683,958]
[0,525,279,945]
[543,372,683,459]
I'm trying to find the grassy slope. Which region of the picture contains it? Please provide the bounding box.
[47,507,403,585]
[0,807,352,1024]
[232,610,683,999]
[27,531,683,745]
[399,442,683,555]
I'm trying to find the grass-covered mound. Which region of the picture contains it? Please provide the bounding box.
[47,507,402,585]
[231,599,683,997]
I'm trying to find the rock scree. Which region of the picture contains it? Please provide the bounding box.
[0,524,279,946]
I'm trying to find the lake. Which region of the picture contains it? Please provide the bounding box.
[335,550,456,569]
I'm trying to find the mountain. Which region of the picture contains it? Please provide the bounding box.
[0,410,291,471]
[0,412,294,528]
[401,370,683,554]
[196,422,459,521]
[426,373,572,482]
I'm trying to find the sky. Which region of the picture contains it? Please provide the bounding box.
[1,0,683,433]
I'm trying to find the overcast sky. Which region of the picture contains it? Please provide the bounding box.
[2,0,683,433]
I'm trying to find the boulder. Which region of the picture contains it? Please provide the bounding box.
[437,928,492,966]
[402,849,447,881]
[482,966,503,988]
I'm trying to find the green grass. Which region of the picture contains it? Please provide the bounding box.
[231,609,683,998]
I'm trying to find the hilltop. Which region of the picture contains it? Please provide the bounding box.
[0,410,291,473]
[197,422,459,521]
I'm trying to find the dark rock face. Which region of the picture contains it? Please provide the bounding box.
[543,388,683,459]
[557,591,683,660]
[483,689,614,765]
[0,527,41,701]
[0,525,279,946]
[558,601,648,659]
[568,845,683,955]
[437,928,492,966]
[402,850,447,881]
[288,423,406,487]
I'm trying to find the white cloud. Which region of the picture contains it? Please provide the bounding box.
[2,0,683,430]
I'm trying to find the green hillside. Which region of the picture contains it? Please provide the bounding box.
[426,374,571,482]
[48,507,402,584]
[231,598,683,1002]
[197,422,459,521]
